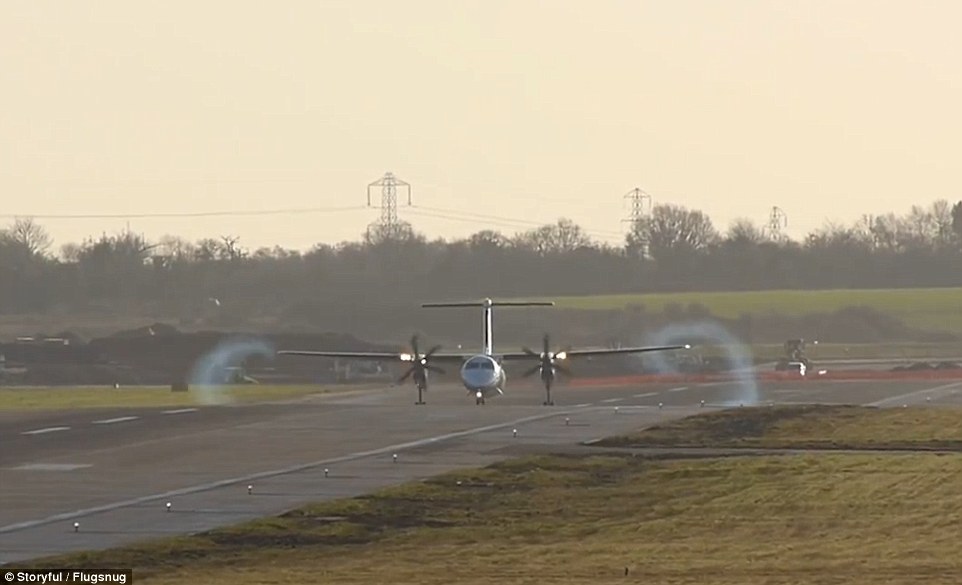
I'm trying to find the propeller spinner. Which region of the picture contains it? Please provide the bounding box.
[521,333,570,405]
[398,335,444,404]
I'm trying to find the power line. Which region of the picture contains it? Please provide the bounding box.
[1,201,626,242]
[407,206,624,241]
[0,206,367,220]
[415,204,625,237]
[411,208,624,240]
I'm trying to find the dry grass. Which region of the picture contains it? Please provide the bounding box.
[599,404,962,450]
[0,384,369,410]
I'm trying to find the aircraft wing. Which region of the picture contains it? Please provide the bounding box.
[498,344,690,360]
[277,350,469,362]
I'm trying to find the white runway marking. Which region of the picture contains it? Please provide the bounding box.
[92,416,139,425]
[633,392,658,398]
[162,408,198,415]
[868,381,962,407]
[574,403,590,407]
[10,463,91,471]
[601,398,623,403]
[667,386,689,393]
[21,426,70,436]
[0,409,574,534]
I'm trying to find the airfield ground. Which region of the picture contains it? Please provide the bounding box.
[4,373,962,582]
[533,287,962,333]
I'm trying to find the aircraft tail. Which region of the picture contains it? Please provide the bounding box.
[421,298,554,355]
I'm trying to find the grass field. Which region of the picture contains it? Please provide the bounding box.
[532,287,962,333]
[0,384,371,410]
[597,404,962,450]
[17,406,962,584]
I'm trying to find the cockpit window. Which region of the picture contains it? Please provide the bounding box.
[465,357,495,370]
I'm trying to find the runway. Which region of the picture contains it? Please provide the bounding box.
[3,376,962,564]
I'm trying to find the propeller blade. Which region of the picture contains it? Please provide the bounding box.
[410,334,419,358]
[555,362,572,376]
[398,366,415,382]
[543,333,550,355]
[521,346,538,357]
[522,364,542,377]
[425,344,443,358]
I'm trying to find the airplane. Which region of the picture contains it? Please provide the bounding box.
[277,298,690,405]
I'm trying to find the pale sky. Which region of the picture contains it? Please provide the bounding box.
[2,1,960,252]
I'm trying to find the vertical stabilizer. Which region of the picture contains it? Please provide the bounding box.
[421,298,554,355]
[482,298,493,355]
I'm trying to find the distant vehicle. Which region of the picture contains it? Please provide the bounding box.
[279,298,689,405]
[775,338,812,372]
[784,361,807,375]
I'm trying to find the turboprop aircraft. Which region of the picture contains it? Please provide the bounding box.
[277,298,689,405]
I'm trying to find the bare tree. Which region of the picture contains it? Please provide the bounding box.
[930,199,954,247]
[952,201,962,241]
[157,235,195,262]
[552,218,592,252]
[514,218,592,256]
[362,221,423,247]
[219,235,246,261]
[7,217,52,257]
[60,242,82,262]
[635,204,718,260]
[726,218,765,244]
[905,204,936,247]
[466,230,509,251]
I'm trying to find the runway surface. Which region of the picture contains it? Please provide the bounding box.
[3,376,962,564]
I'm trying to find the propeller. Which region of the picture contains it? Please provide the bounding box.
[398,334,445,391]
[521,333,570,405]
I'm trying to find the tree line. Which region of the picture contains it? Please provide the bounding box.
[2,200,962,319]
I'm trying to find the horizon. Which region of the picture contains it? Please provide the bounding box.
[1,195,958,257]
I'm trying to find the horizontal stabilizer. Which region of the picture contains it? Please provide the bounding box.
[422,300,555,308]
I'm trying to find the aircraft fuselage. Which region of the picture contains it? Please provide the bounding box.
[460,354,506,400]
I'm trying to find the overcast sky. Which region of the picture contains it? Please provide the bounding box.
[2,1,960,251]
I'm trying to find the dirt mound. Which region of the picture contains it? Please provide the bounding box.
[1,325,393,386]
